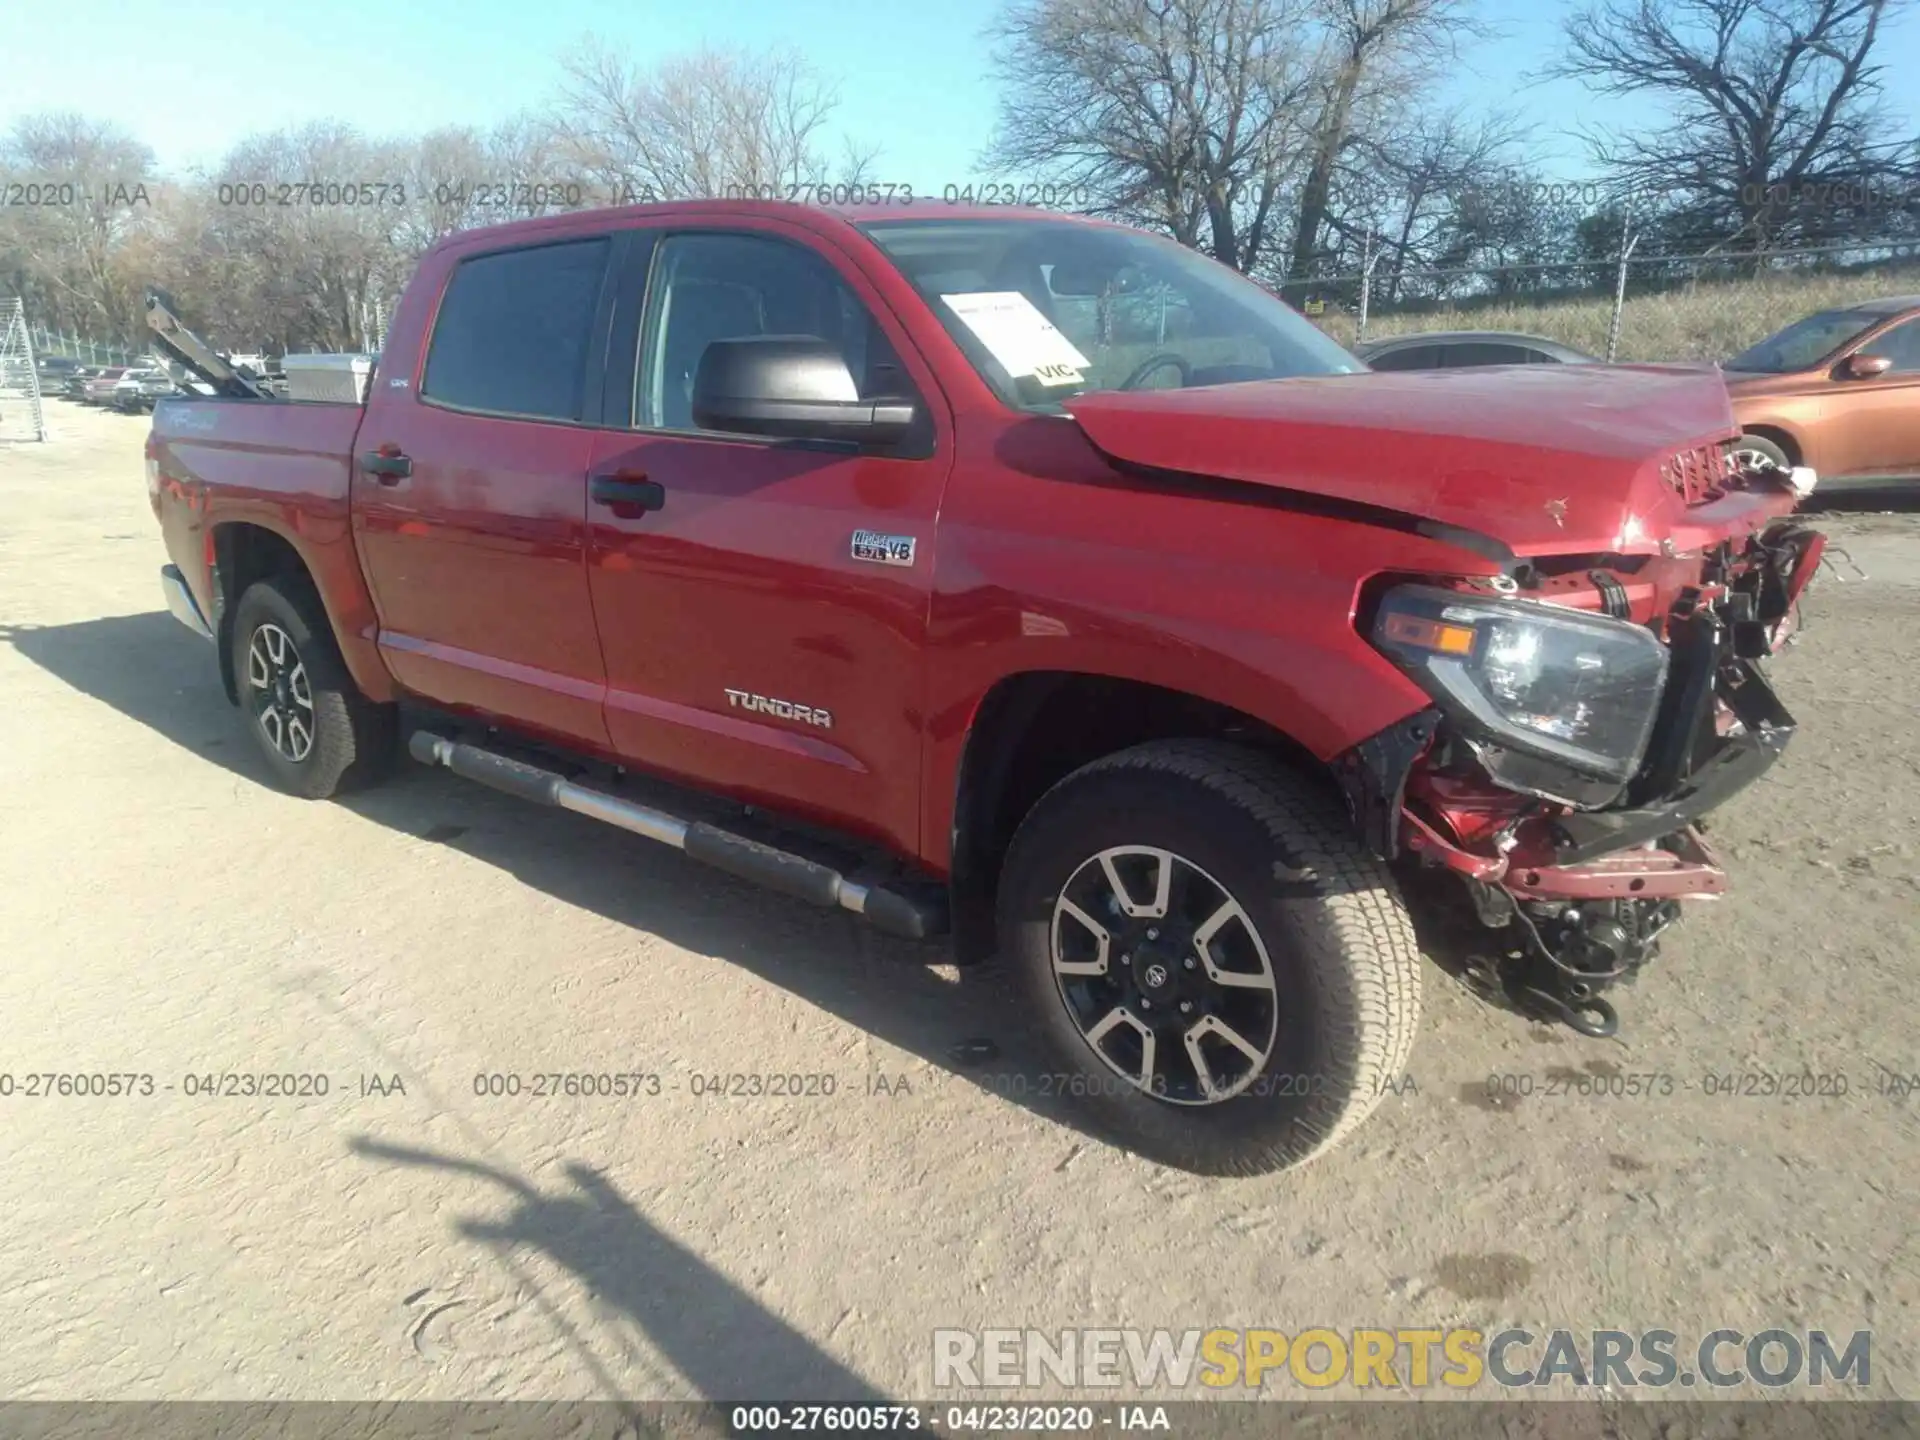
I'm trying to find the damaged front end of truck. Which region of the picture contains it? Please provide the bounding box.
[1066,362,1828,1038]
[1338,458,1826,1037]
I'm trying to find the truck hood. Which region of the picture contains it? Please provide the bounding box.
[1066,364,1751,558]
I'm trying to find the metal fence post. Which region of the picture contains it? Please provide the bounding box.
[1606,227,1640,363]
[1356,230,1375,345]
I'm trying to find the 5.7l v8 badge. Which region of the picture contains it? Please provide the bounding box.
[851,530,916,567]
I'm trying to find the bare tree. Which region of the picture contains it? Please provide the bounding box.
[1333,108,1529,294]
[0,113,157,341]
[398,115,588,250]
[553,39,874,199]
[1551,0,1920,249]
[2,39,879,355]
[1284,0,1485,279]
[985,0,1324,272]
[184,124,414,351]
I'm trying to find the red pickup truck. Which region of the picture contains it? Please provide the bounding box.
[147,200,1824,1174]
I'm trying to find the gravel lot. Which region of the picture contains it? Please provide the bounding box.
[1,399,1915,1414]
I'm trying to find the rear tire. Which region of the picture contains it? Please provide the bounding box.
[230,576,395,800]
[996,740,1421,1175]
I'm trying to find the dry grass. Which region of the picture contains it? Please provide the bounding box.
[1313,263,1920,362]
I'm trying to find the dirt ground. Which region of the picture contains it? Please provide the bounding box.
[0,399,1915,1413]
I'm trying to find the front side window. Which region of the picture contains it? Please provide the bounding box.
[1726,309,1878,374]
[422,238,611,421]
[637,231,908,431]
[861,218,1363,413]
[1856,316,1920,373]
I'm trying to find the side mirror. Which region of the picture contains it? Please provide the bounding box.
[1841,352,1893,379]
[691,335,916,444]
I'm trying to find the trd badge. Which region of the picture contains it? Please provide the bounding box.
[851,530,916,567]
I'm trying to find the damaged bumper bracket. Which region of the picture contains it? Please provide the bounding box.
[1335,708,1440,861]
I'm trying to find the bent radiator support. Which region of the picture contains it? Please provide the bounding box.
[407,731,945,941]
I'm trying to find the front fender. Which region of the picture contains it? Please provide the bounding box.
[914,496,1493,871]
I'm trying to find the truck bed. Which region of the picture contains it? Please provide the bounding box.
[148,396,370,658]
[151,396,365,506]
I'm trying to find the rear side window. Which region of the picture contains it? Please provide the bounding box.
[1366,345,1440,371]
[422,238,610,421]
[1444,343,1531,366]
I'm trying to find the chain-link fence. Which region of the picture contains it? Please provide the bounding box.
[1279,237,1920,363]
[25,307,391,372]
[26,325,149,369]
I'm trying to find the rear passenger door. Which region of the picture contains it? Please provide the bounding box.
[353,233,621,748]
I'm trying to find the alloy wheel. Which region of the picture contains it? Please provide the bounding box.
[1050,846,1280,1105]
[1729,446,1783,472]
[246,622,315,763]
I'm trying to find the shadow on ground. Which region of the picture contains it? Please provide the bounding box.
[2,609,1129,1144]
[349,1137,891,1402]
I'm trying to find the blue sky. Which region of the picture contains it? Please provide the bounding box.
[7,0,1918,186]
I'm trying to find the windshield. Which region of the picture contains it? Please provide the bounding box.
[860,218,1363,411]
[1726,309,1877,373]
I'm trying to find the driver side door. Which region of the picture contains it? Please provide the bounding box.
[582,223,954,857]
[1826,317,1920,479]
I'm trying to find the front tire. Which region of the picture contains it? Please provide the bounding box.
[1731,433,1791,472]
[996,740,1421,1175]
[230,576,395,799]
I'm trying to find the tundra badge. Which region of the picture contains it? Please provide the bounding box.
[724,689,833,729]
[851,530,916,567]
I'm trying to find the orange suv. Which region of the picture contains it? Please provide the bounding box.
[1723,294,1920,485]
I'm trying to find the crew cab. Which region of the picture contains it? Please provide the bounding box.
[146,200,1825,1174]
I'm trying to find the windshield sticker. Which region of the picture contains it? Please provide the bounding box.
[942,291,1091,385]
[1029,362,1084,386]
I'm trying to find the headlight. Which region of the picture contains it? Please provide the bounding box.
[1370,584,1669,806]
